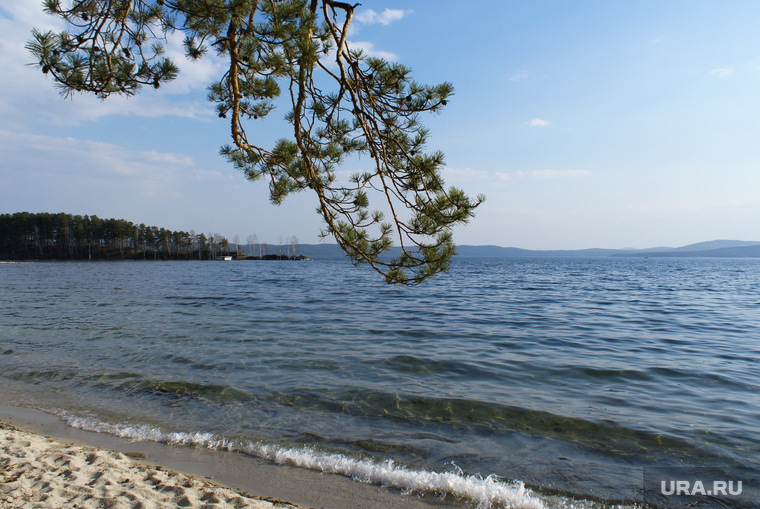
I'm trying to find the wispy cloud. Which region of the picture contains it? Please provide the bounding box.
[354,8,411,26]
[710,67,734,78]
[0,130,226,201]
[528,118,550,127]
[443,167,590,183]
[517,169,591,179]
[507,70,530,82]
[442,167,491,181]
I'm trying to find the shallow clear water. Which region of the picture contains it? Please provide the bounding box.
[1,257,758,508]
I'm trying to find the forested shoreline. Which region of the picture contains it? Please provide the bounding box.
[0,212,240,261]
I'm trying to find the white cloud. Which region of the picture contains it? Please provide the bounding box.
[354,8,411,26]
[3,1,63,32]
[159,30,227,96]
[710,67,734,78]
[0,130,221,201]
[528,118,550,127]
[507,70,530,82]
[346,41,398,61]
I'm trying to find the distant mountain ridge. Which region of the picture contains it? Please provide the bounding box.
[611,242,760,258]
[665,239,760,252]
[293,240,760,259]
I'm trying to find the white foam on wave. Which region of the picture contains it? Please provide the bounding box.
[58,411,545,509]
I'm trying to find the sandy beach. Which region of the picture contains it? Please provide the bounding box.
[0,406,458,509]
[0,419,299,509]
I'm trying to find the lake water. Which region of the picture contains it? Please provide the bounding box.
[1,257,758,508]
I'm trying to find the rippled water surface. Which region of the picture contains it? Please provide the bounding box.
[1,257,759,507]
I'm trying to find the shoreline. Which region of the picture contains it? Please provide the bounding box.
[0,406,456,509]
[0,413,296,508]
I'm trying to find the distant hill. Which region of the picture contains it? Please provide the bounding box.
[455,245,627,258]
[291,244,633,258]
[614,244,760,258]
[292,240,760,259]
[666,239,760,252]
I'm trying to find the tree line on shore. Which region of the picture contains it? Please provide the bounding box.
[0,212,300,261]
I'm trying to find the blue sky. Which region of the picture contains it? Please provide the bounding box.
[1,1,759,249]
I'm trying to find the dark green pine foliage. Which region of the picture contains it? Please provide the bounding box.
[27,0,484,284]
[0,212,223,260]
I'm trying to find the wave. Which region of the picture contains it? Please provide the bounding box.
[41,372,726,465]
[56,410,546,509]
[265,388,719,463]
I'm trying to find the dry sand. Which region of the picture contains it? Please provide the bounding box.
[0,420,299,509]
